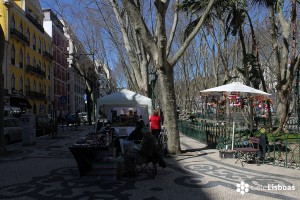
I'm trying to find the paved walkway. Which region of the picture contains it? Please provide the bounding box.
[0,125,299,200]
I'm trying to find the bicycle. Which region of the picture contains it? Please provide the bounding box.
[158,126,168,156]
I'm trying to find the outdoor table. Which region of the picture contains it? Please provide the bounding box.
[69,144,110,176]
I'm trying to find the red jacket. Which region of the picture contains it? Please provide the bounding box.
[149,115,161,130]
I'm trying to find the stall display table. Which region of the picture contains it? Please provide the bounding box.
[69,144,112,176]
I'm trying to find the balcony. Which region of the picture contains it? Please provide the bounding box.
[25,65,46,78]
[26,13,44,33]
[26,91,46,100]
[10,28,29,45]
[43,51,54,60]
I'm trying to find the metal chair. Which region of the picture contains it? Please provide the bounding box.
[133,146,159,179]
[235,137,260,167]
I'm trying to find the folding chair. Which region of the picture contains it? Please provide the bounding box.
[133,146,158,179]
[235,137,260,167]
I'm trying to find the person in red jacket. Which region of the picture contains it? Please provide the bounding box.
[149,110,161,139]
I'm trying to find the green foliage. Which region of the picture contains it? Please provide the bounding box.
[178,0,208,13]
[225,8,246,38]
[250,0,277,7]
[237,54,261,88]
[178,0,213,39]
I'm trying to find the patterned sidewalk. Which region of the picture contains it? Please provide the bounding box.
[0,126,299,200]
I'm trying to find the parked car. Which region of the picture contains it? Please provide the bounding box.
[4,117,24,145]
[65,114,80,126]
[79,112,88,124]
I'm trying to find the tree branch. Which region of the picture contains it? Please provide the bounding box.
[71,64,93,91]
[166,0,179,57]
[169,0,214,67]
[122,0,158,62]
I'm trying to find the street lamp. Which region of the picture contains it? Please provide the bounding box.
[149,70,157,109]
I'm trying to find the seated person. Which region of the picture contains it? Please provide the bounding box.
[124,127,166,176]
[127,121,144,141]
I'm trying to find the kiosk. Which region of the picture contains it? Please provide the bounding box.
[96,89,153,135]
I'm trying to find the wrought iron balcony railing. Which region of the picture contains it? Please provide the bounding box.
[25,13,44,33]
[26,65,46,78]
[43,51,54,60]
[10,28,29,44]
[26,91,46,100]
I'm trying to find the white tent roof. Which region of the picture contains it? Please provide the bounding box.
[97,89,153,117]
[200,82,271,96]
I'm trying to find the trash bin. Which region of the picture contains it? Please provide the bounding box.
[20,114,37,146]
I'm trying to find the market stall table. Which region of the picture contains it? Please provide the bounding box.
[69,144,111,176]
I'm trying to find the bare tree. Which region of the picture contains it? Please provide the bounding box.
[252,0,300,132]
[118,0,215,154]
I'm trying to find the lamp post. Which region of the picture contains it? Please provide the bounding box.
[149,70,157,109]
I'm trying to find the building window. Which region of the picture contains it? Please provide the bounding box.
[33,57,36,67]
[33,103,36,114]
[38,38,41,53]
[38,60,41,70]
[26,29,30,46]
[11,73,15,91]
[26,54,30,66]
[48,66,50,80]
[39,83,42,93]
[19,22,23,34]
[44,42,46,52]
[11,15,15,29]
[33,81,36,92]
[33,34,36,50]
[19,49,23,68]
[11,44,15,65]
[26,79,30,94]
[19,76,23,94]
[43,62,46,72]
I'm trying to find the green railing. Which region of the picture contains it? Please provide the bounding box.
[178,120,231,149]
[178,120,300,169]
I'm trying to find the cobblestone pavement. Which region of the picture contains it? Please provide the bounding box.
[0,125,299,200]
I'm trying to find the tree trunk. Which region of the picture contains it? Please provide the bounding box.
[86,88,92,125]
[276,89,290,132]
[159,65,181,155]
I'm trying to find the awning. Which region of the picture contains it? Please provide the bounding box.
[10,96,32,109]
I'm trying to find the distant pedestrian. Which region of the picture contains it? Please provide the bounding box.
[149,110,161,139]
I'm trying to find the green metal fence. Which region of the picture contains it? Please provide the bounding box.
[178,120,300,169]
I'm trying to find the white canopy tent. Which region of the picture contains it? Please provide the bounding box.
[96,89,153,126]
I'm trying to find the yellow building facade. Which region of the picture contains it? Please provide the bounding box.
[1,0,53,115]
